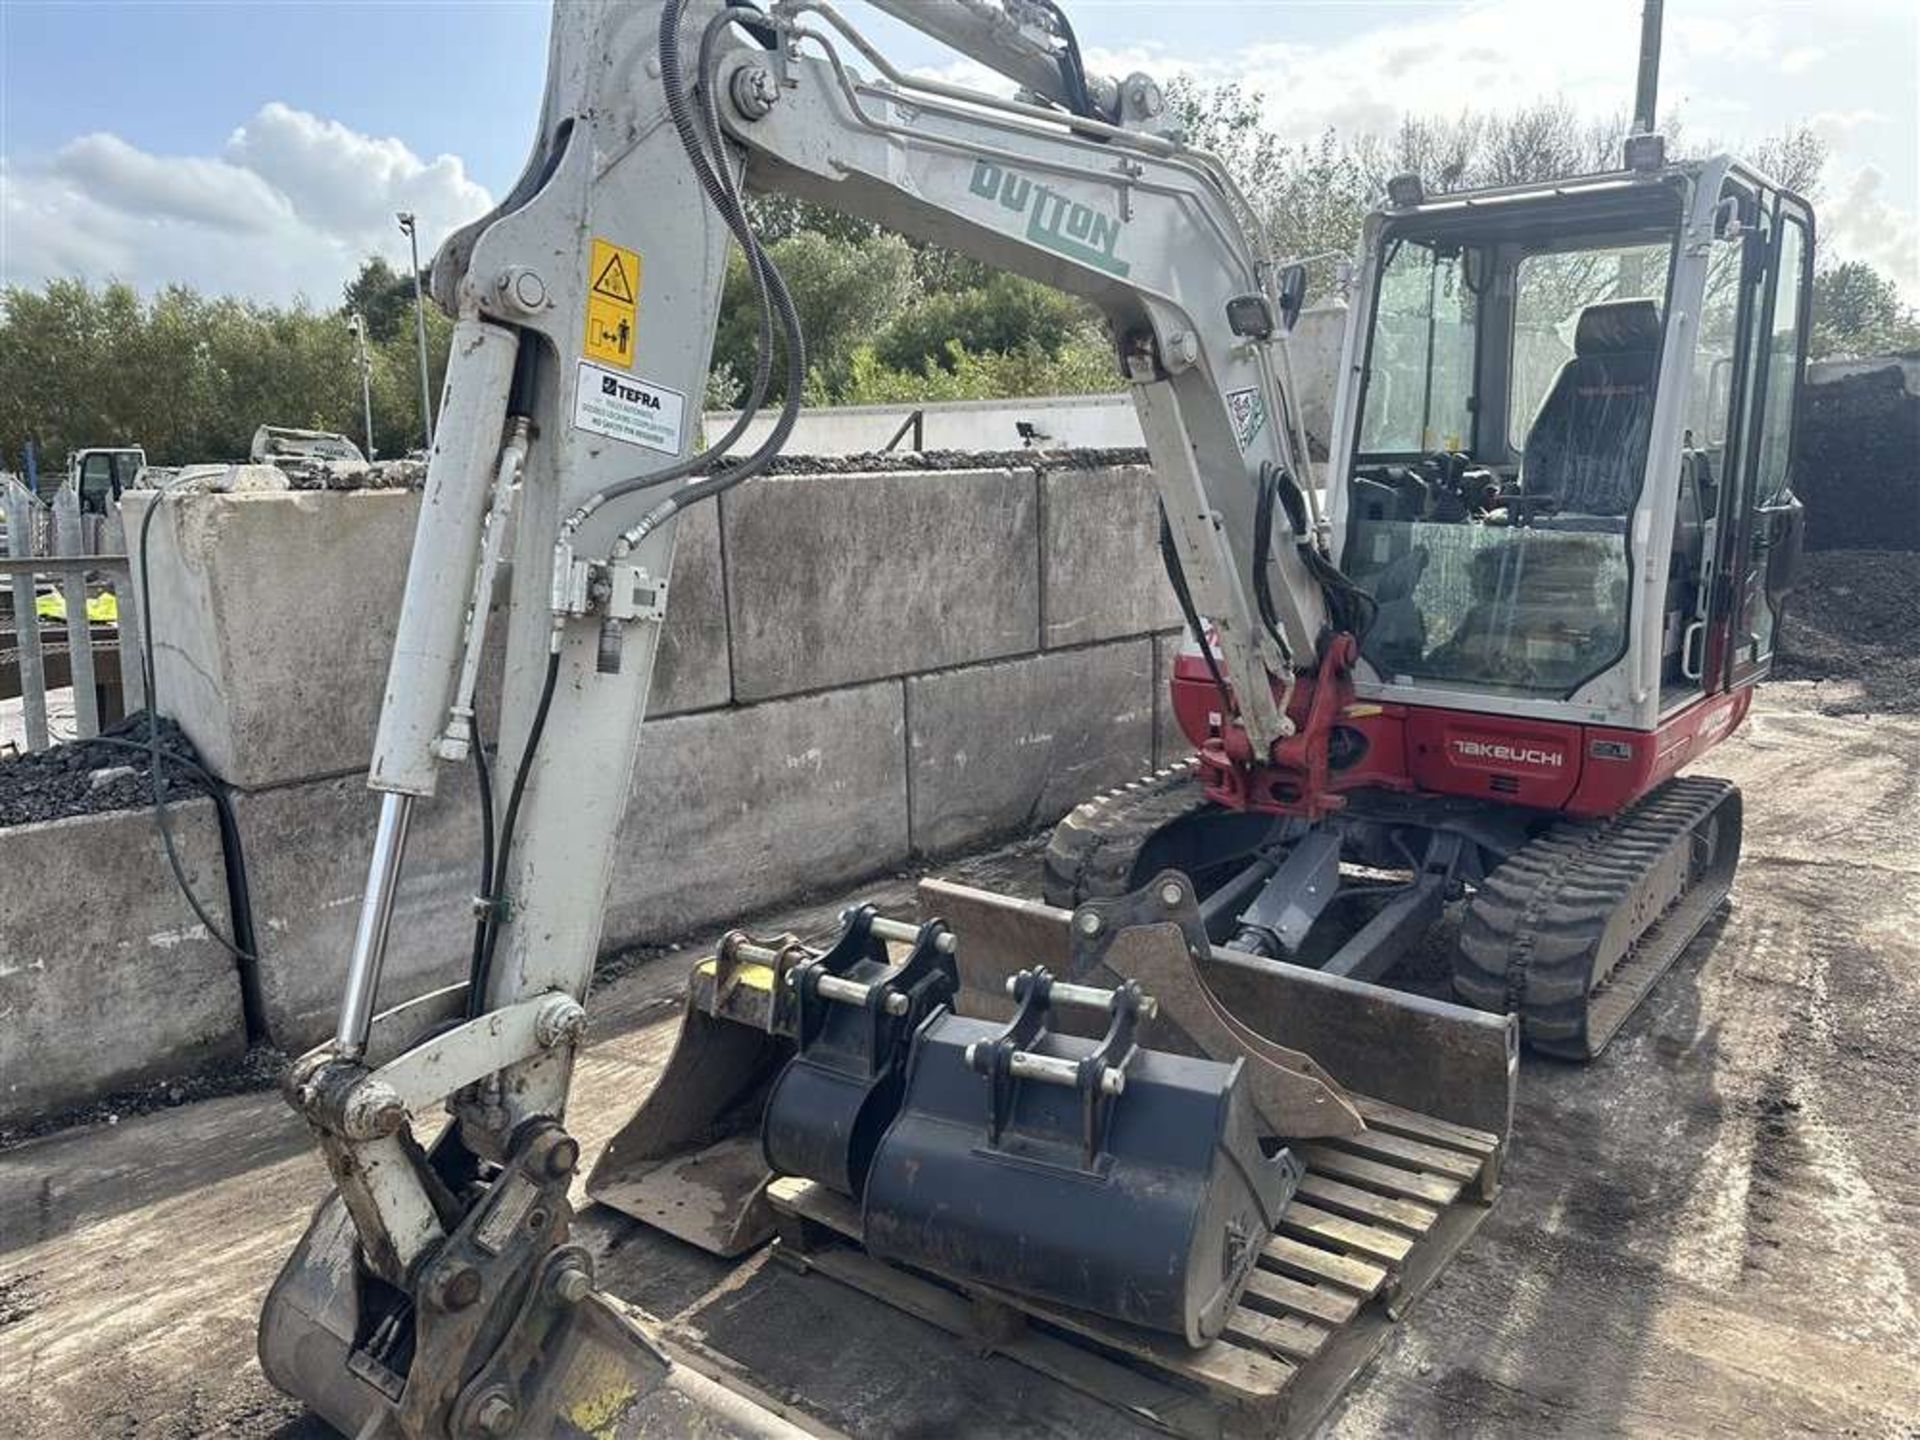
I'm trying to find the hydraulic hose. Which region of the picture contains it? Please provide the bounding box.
[557,2,806,559]
[1157,503,1235,720]
[470,650,562,1015]
[608,1,809,554]
[137,476,257,966]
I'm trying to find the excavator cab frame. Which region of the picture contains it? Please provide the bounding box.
[1325,156,1814,731]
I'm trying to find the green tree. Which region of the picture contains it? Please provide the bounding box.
[1810,261,1920,359]
[838,335,1118,406]
[711,229,916,401]
[873,274,1095,376]
[0,276,455,470]
[342,256,418,344]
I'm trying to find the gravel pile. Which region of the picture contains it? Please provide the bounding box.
[1776,549,1920,714]
[131,457,428,495]
[0,712,209,827]
[276,456,428,490]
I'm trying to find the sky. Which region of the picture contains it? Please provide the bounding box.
[2,0,1915,307]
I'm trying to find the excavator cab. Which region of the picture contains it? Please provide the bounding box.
[66,446,147,514]
[1329,156,1814,720]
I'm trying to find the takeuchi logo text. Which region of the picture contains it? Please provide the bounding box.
[968,158,1131,277]
[1451,738,1566,769]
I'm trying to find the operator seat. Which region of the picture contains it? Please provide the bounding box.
[1521,297,1663,524]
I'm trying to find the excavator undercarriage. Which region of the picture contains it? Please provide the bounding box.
[1044,762,1745,1059]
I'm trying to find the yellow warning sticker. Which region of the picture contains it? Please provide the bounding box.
[583,237,641,368]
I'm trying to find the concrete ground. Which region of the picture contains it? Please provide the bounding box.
[2,681,1916,1439]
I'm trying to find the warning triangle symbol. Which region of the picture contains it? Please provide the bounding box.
[592,252,635,303]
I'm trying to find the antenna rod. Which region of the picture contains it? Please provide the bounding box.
[1632,0,1664,135]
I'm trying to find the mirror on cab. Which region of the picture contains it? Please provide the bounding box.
[1277,263,1308,332]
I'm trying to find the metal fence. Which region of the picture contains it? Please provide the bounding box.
[1,476,146,754]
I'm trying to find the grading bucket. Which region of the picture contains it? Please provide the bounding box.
[862,969,1302,1346]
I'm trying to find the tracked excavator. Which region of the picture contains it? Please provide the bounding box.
[258,0,1811,1434]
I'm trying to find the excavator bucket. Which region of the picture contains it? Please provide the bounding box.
[921,875,1519,1161]
[758,910,956,1197]
[587,931,808,1256]
[863,968,1302,1345]
[592,861,1515,1285]
[262,1128,810,1439]
[587,911,957,1254]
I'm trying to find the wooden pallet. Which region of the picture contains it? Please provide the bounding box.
[765,1094,1498,1440]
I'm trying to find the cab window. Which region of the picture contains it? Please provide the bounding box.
[1358,240,1477,455]
[1752,215,1807,508]
[1507,240,1672,451]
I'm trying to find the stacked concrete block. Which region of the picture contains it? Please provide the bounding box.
[647,499,731,715]
[1040,463,1180,647]
[126,490,730,791]
[129,489,428,789]
[125,489,736,1050]
[92,459,1184,1066]
[602,681,909,940]
[0,800,242,1125]
[906,640,1155,854]
[228,770,484,1051]
[1152,631,1198,767]
[723,467,1039,700]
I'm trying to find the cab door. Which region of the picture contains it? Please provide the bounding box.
[76,452,117,513]
[1724,196,1813,690]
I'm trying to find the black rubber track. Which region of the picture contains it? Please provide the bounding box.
[1041,759,1210,909]
[1454,775,1742,1060]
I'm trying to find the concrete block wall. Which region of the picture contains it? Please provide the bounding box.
[0,801,242,1125]
[127,490,729,791]
[102,459,1187,1055]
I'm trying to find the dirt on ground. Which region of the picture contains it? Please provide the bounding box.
[1,489,1915,1436]
[1796,363,1920,550]
[0,710,208,827]
[1775,548,1920,714]
[4,686,1917,1440]
[0,1044,289,1152]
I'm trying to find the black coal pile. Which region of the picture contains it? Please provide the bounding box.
[1795,364,1920,551]
[0,711,210,828]
[0,1043,290,1150]
[1776,550,1920,714]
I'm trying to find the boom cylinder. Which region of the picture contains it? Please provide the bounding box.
[369,314,521,797]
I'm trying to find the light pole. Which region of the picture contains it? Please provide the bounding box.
[396,211,435,450]
[347,311,375,460]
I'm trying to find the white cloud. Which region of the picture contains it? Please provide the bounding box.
[1823,164,1920,299]
[53,133,290,233]
[2,103,492,304]
[1059,0,1916,300]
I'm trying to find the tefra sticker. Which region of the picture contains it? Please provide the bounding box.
[573,360,686,455]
